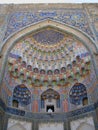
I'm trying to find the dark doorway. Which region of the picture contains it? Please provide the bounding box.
[82,97,88,106]
[47,105,54,112]
[12,100,19,108]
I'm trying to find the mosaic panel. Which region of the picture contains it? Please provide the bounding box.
[4,9,94,40]
[13,84,31,106]
[6,107,25,116]
[86,5,98,39]
[0,14,8,43]
[69,83,87,105]
[33,28,65,45]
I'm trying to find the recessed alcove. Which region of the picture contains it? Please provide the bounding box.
[47,105,54,112]
[12,100,19,108]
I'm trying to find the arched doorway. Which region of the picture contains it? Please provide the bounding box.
[41,88,60,112]
[12,100,19,108]
[82,97,88,106]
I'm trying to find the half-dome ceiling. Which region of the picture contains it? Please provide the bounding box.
[32,27,65,45]
[7,27,91,86]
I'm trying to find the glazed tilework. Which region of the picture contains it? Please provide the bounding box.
[33,28,65,45]
[86,6,98,39]
[6,104,95,119]
[69,83,87,105]
[4,9,94,40]
[13,84,31,106]
[6,107,25,116]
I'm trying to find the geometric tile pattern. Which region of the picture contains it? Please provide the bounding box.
[33,28,65,45]
[4,10,94,40]
[13,84,31,106]
[69,83,87,105]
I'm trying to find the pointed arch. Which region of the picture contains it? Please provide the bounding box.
[0,19,98,85]
[41,88,60,112]
[41,88,60,100]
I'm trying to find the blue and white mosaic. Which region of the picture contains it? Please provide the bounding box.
[69,83,87,105]
[33,28,64,45]
[4,9,94,40]
[13,84,31,106]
